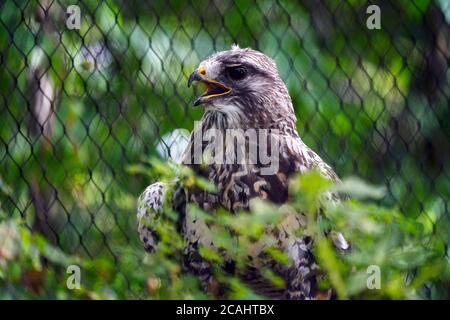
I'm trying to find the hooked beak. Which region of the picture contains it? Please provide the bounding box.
[187,69,203,87]
[187,67,232,106]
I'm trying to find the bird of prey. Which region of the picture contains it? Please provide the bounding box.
[137,45,348,299]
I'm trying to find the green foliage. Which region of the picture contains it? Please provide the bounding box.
[2,162,448,299]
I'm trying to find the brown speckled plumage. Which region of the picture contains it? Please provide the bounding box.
[138,46,346,299]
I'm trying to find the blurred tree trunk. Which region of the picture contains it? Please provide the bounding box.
[27,0,60,244]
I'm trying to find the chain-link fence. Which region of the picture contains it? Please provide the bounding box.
[0,0,449,298]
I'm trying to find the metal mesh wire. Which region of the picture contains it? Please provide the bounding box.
[0,0,449,297]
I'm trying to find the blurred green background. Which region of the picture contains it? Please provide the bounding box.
[0,0,449,299]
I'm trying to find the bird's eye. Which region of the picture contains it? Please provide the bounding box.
[227,66,247,80]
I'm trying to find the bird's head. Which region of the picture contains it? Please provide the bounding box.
[188,45,296,129]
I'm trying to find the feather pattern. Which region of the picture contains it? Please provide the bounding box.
[137,46,347,299]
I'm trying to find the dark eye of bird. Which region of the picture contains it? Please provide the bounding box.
[227,66,247,80]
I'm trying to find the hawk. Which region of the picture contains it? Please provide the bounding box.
[137,45,348,299]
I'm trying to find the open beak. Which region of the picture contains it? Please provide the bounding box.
[188,68,232,106]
